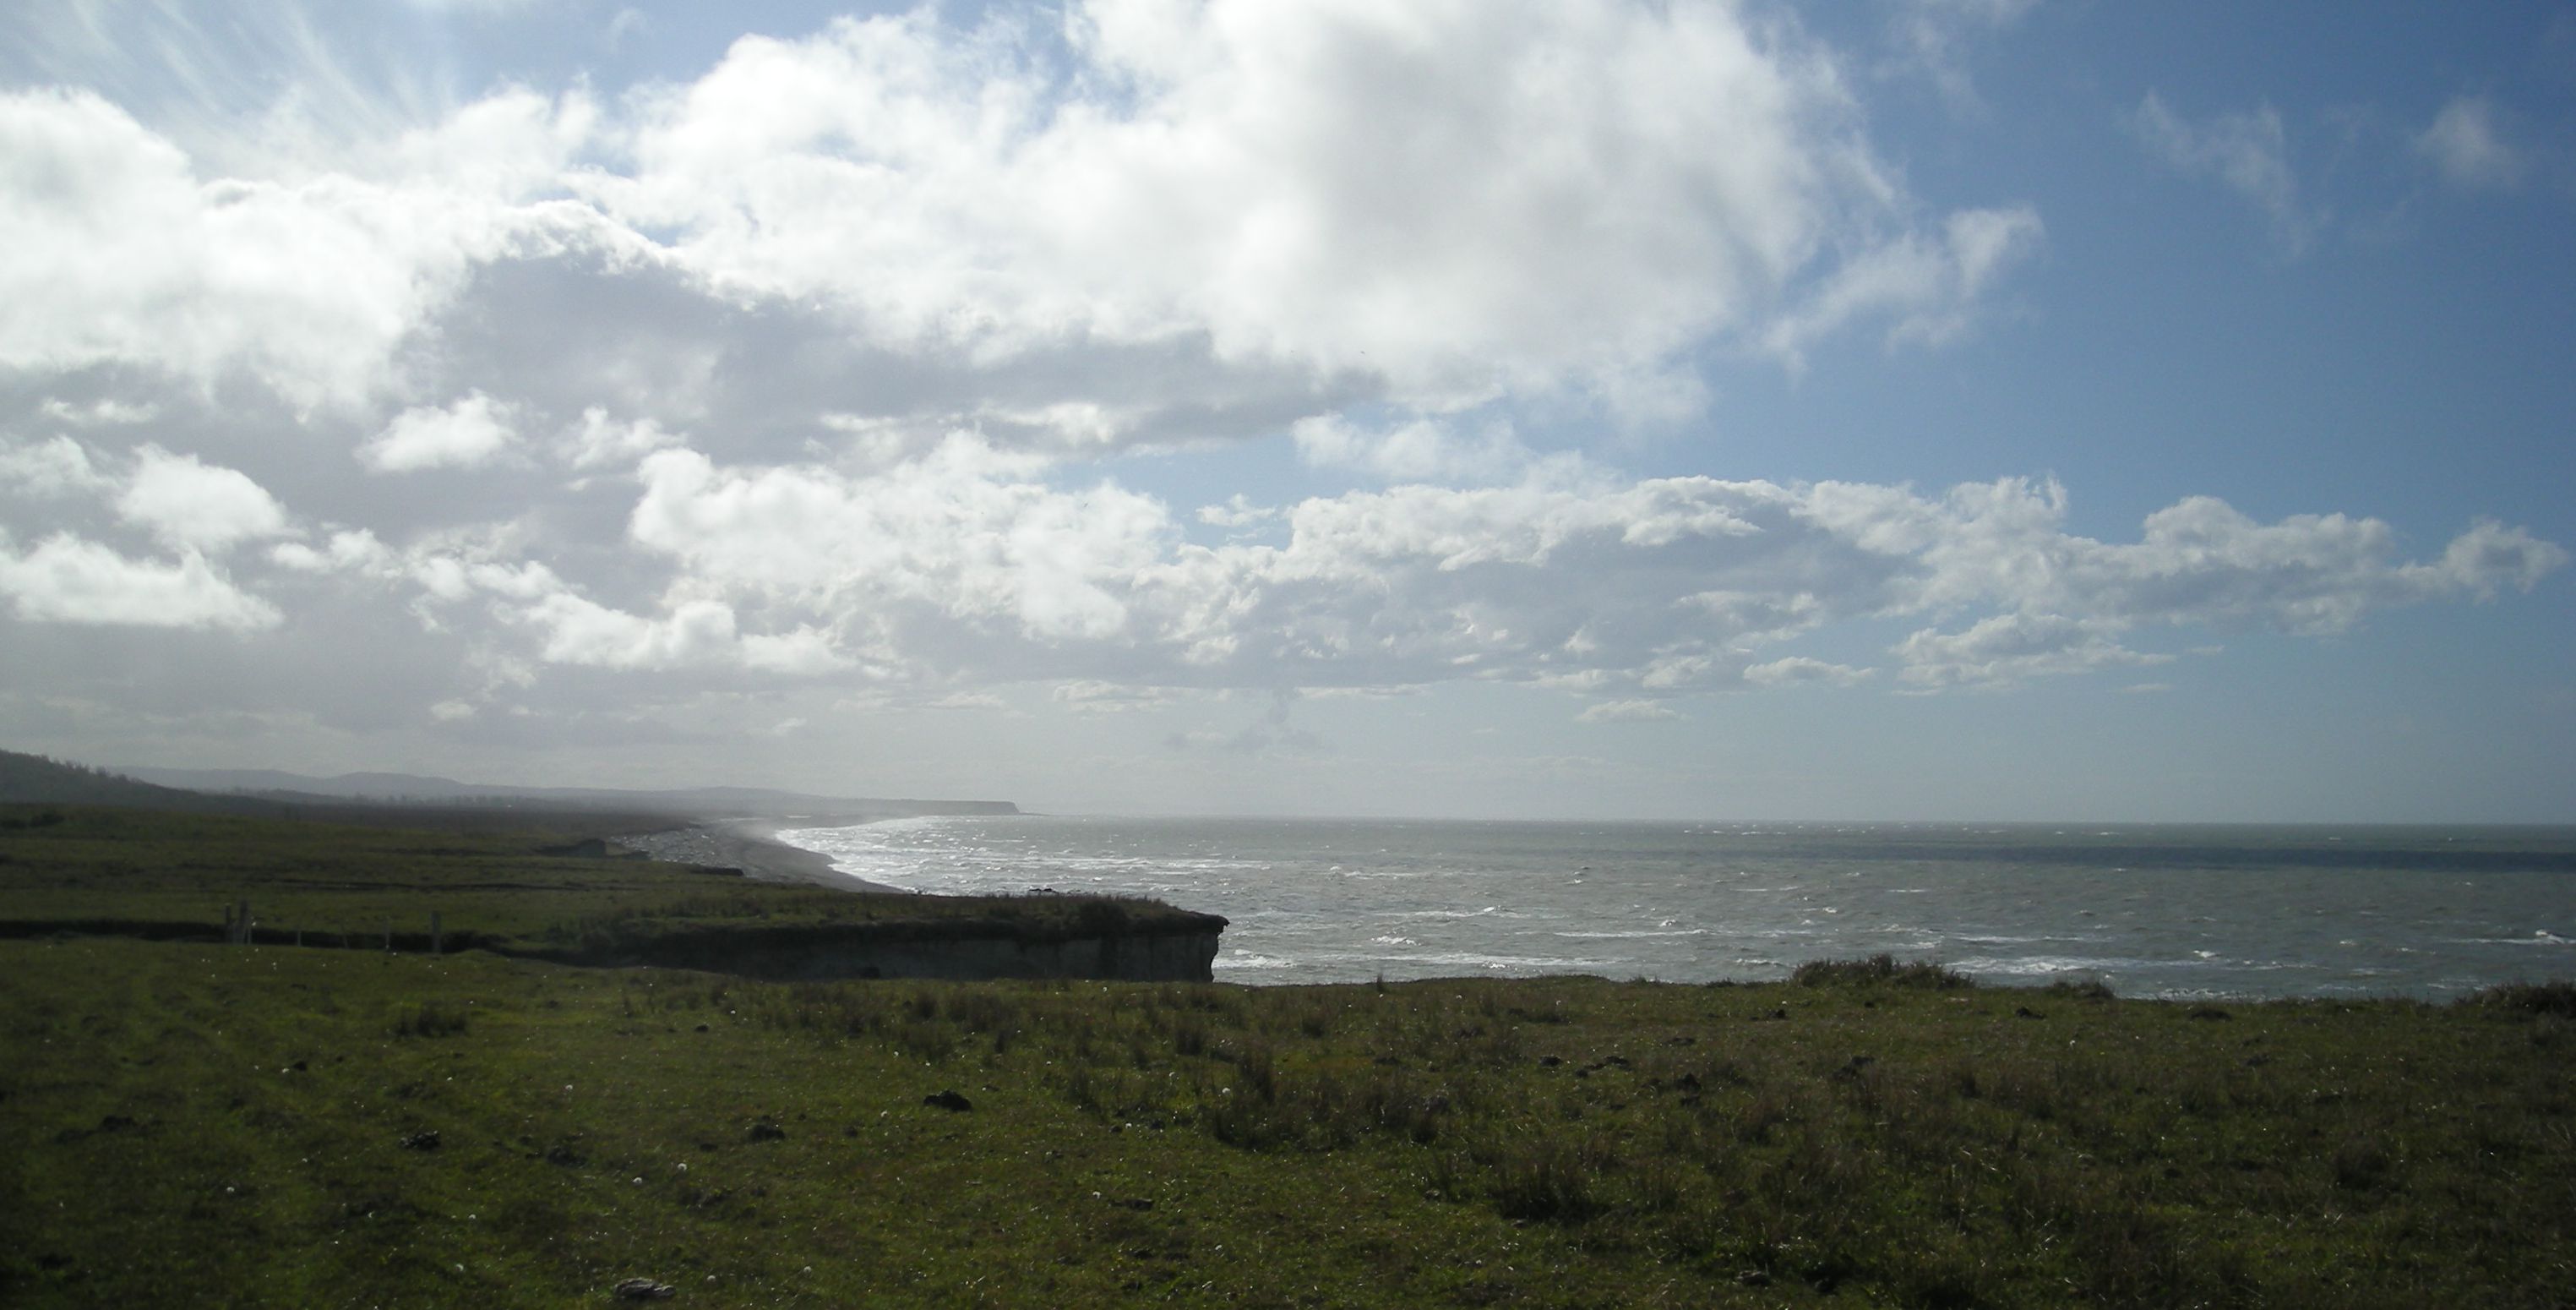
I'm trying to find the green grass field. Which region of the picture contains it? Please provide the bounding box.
[3,802,2573,1307]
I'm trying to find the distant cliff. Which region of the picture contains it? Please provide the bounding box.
[104,763,1022,821]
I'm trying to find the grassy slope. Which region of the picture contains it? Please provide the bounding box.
[3,941,2572,1308]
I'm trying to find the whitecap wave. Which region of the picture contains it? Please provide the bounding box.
[1554,929,1709,940]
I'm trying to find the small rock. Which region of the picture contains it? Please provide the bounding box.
[400,1131,440,1151]
[612,1276,675,1301]
[747,1119,787,1142]
[923,1089,972,1112]
[2014,1006,2045,1020]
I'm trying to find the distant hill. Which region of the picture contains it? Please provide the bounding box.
[107,763,1018,821]
[0,751,274,813]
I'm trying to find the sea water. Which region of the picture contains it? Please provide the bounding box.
[772,816,2576,999]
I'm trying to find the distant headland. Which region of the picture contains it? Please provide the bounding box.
[0,749,1219,983]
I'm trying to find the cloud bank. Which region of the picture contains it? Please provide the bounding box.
[0,0,2561,763]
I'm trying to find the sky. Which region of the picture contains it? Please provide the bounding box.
[1,0,2570,822]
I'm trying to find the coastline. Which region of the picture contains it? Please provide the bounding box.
[621,818,909,893]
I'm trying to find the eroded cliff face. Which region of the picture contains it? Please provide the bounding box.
[568,926,1225,983]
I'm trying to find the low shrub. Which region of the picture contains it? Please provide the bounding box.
[1792,954,1974,991]
[2466,980,2576,1018]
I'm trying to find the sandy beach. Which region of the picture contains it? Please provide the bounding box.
[618,818,908,892]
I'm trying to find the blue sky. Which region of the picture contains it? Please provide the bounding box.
[0,1,2568,821]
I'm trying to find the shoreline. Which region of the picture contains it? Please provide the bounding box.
[620,818,911,893]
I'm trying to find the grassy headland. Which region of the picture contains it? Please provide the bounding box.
[0,804,1219,967]
[3,801,2572,1306]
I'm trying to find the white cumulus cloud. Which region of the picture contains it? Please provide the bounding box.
[578,0,2035,410]
[116,445,290,550]
[1894,613,2166,690]
[563,406,681,471]
[0,533,279,630]
[1577,699,1681,723]
[0,434,107,497]
[362,393,520,472]
[361,434,2558,696]
[1743,656,1871,688]
[0,88,602,408]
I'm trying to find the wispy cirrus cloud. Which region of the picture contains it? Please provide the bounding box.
[2416,96,2526,191]
[2130,91,2317,253]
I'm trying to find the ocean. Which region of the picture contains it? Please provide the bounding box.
[772,816,2576,1000]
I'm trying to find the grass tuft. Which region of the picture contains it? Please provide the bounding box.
[389,999,470,1038]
